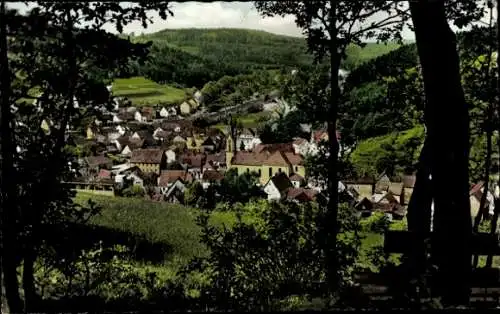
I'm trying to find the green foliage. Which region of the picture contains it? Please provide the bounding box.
[112,76,186,107]
[136,28,315,79]
[214,169,265,205]
[122,185,145,198]
[184,181,205,207]
[36,243,160,302]
[180,202,363,311]
[350,126,425,178]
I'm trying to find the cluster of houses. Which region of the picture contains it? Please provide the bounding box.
[71,92,337,205]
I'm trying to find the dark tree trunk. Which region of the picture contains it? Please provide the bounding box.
[406,138,433,275]
[410,0,472,306]
[0,2,23,313]
[325,0,341,294]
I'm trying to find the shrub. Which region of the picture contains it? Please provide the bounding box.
[179,201,363,311]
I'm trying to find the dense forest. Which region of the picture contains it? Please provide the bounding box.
[126,28,403,89]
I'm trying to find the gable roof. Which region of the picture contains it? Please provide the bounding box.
[202,170,224,182]
[127,138,145,150]
[180,153,206,168]
[403,175,416,188]
[130,149,164,164]
[268,172,293,193]
[206,153,226,164]
[85,155,111,167]
[158,170,193,187]
[388,182,404,196]
[201,136,216,146]
[289,173,304,182]
[265,151,291,167]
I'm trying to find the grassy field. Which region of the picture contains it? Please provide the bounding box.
[112,76,187,107]
[213,111,272,131]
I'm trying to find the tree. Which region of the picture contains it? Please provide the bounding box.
[408,0,483,305]
[1,2,174,311]
[184,181,205,207]
[255,0,410,295]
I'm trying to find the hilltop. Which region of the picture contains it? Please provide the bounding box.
[128,28,405,88]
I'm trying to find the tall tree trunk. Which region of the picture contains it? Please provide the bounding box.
[410,0,472,306]
[325,0,341,295]
[0,2,23,313]
[406,137,433,275]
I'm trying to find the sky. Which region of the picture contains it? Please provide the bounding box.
[7,1,417,40]
[6,2,496,41]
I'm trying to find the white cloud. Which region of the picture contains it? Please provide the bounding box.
[7,1,494,42]
[100,2,305,38]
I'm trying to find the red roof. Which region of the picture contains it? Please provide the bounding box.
[98,169,112,178]
[158,170,193,187]
[130,149,164,164]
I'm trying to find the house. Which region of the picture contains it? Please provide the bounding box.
[86,126,98,140]
[289,173,305,188]
[344,177,375,200]
[388,182,404,204]
[130,149,166,174]
[141,107,156,121]
[194,90,203,104]
[153,127,165,139]
[226,137,306,186]
[84,155,112,175]
[131,130,155,146]
[155,130,170,142]
[292,137,311,156]
[236,128,261,151]
[157,170,193,194]
[470,181,495,219]
[163,179,187,203]
[263,172,293,202]
[201,137,216,153]
[180,153,206,180]
[159,107,170,118]
[402,175,416,205]
[180,100,192,115]
[165,149,176,164]
[186,135,206,152]
[180,99,199,116]
[116,125,127,136]
[121,139,145,156]
[375,174,391,193]
[104,127,121,142]
[114,111,135,123]
[203,153,226,171]
[286,187,318,203]
[201,170,224,189]
[134,111,143,122]
[97,169,113,181]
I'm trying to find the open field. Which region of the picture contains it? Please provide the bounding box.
[112,76,187,107]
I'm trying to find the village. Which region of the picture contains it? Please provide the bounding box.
[58,82,433,222]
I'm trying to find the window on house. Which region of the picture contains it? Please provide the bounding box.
[269,167,273,177]
[258,169,261,176]
[278,168,282,173]
[247,168,250,173]
[295,166,298,172]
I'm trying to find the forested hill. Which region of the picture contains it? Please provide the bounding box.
[128,28,404,88]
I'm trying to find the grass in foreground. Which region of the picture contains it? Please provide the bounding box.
[112,76,187,107]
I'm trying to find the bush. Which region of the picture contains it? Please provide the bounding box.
[179,202,363,311]
[122,185,145,198]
